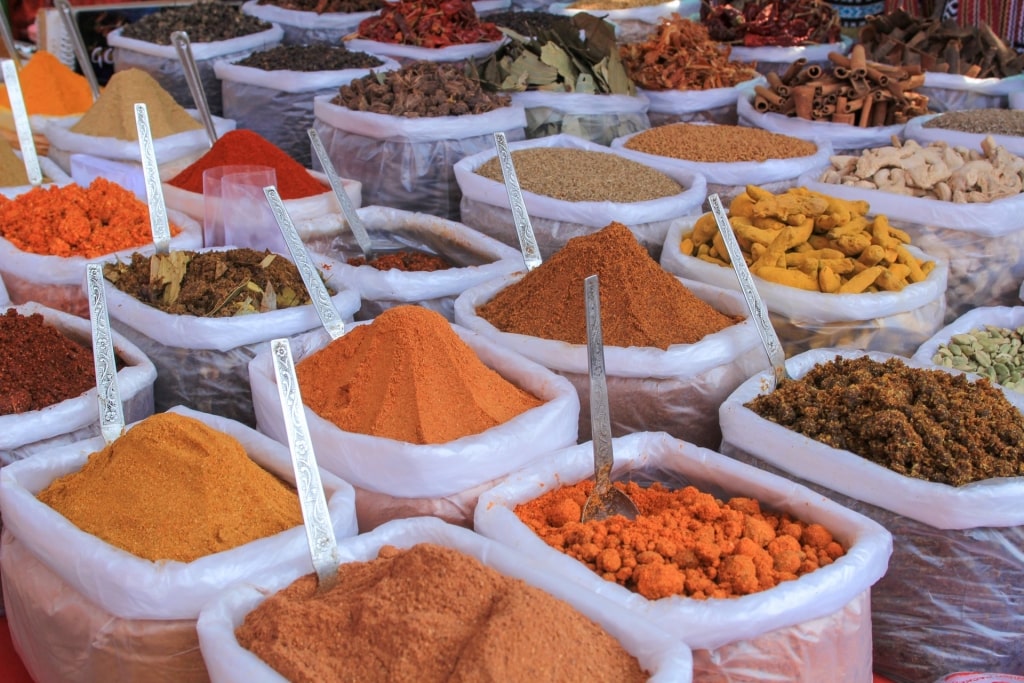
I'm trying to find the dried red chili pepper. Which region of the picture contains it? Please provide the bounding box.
[700,0,840,47]
[356,0,502,47]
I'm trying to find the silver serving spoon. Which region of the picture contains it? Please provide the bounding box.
[263,185,346,340]
[54,0,100,101]
[134,103,172,255]
[492,132,542,271]
[270,337,340,592]
[86,263,125,444]
[308,127,375,261]
[580,274,638,523]
[171,31,217,148]
[1,59,42,186]
[707,193,791,388]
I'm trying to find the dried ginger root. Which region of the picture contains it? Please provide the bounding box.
[820,135,1024,202]
[680,185,935,293]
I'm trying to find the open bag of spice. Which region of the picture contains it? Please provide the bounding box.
[801,134,1024,321]
[0,303,156,466]
[247,305,580,531]
[718,349,1024,683]
[0,178,203,317]
[239,0,384,45]
[904,111,1024,157]
[96,246,359,427]
[611,122,832,205]
[454,134,707,258]
[0,138,72,198]
[0,407,358,683]
[454,222,768,448]
[547,0,693,42]
[305,205,523,321]
[312,59,527,221]
[660,186,949,356]
[106,3,284,117]
[196,516,694,683]
[473,431,892,683]
[213,45,400,167]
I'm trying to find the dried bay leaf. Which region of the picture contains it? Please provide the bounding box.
[149,251,192,306]
[540,42,577,84]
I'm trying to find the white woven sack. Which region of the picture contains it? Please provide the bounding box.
[510,89,651,145]
[903,112,1024,157]
[919,72,1024,112]
[639,76,764,126]
[196,516,694,683]
[343,36,504,64]
[0,272,7,305]
[239,0,377,44]
[729,37,851,74]
[0,302,156,466]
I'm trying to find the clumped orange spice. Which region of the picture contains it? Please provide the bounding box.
[515,479,846,600]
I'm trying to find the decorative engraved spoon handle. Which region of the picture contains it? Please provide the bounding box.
[493,132,542,271]
[86,264,124,444]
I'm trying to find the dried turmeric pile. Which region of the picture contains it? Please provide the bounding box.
[515,479,846,600]
[681,184,936,294]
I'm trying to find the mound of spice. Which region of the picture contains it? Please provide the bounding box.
[485,10,575,37]
[257,0,383,12]
[0,178,181,258]
[516,479,846,599]
[474,147,683,202]
[568,0,667,8]
[356,0,501,47]
[700,0,841,47]
[346,250,452,272]
[69,69,202,141]
[233,44,383,72]
[0,50,93,117]
[334,61,510,117]
[746,355,1024,486]
[620,16,759,91]
[478,222,739,349]
[623,122,817,162]
[120,3,271,45]
[103,248,323,317]
[167,130,326,199]
[933,325,1024,392]
[295,305,542,444]
[237,543,648,682]
[0,137,29,187]
[36,412,302,563]
[922,109,1024,138]
[0,309,96,415]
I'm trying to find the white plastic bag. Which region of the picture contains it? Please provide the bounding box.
[0,209,203,318]
[911,305,1024,380]
[304,205,524,321]
[0,154,72,199]
[738,93,905,153]
[454,273,768,448]
[0,302,156,466]
[919,72,1024,113]
[639,76,765,127]
[509,89,650,145]
[343,36,504,65]
[98,247,360,427]
[0,406,358,683]
[312,94,527,220]
[454,133,707,257]
[612,123,832,205]
[213,55,400,167]
[661,215,949,356]
[797,170,1024,321]
[903,112,1024,157]
[247,321,580,527]
[196,516,694,683]
[473,431,892,681]
[548,0,697,41]
[728,38,851,75]
[718,348,1024,682]
[40,111,237,175]
[108,25,285,116]
[0,272,7,305]
[239,0,377,44]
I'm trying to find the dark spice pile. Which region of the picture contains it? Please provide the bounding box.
[347,250,452,272]
[478,222,740,349]
[0,309,97,415]
[333,61,510,117]
[746,355,1024,486]
[485,10,575,37]
[234,44,383,72]
[257,0,383,13]
[103,248,327,318]
[120,3,270,44]
[922,109,1024,137]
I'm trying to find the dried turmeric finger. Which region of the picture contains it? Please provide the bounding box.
[819,265,842,293]
[827,216,872,238]
[746,184,774,202]
[833,232,872,256]
[733,217,779,246]
[895,245,927,283]
[752,216,791,232]
[838,265,885,293]
[752,265,820,291]
[730,192,757,218]
[875,265,910,292]
[870,215,899,248]
[712,232,731,264]
[680,236,695,256]
[692,213,719,245]
[858,244,887,267]
[698,253,730,266]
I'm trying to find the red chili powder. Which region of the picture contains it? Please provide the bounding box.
[167,129,327,199]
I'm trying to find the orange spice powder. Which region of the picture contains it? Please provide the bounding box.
[515,479,846,600]
[295,305,543,444]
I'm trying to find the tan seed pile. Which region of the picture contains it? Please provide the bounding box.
[475,147,684,202]
[623,123,818,163]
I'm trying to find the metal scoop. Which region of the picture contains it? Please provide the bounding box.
[134,103,172,255]
[580,274,638,523]
[55,0,100,101]
[707,193,791,388]
[86,264,124,444]
[171,31,217,148]
[492,132,542,271]
[1,59,42,186]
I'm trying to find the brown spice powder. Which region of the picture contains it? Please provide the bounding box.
[295,305,543,444]
[477,222,740,349]
[37,412,302,562]
[623,123,818,162]
[515,479,846,600]
[236,543,649,683]
[746,355,1024,486]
